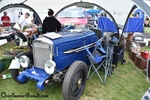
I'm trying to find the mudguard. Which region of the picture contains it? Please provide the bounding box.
[8,57,20,69]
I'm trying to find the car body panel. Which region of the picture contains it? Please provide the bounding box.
[52,30,98,71]
[18,67,49,90]
[9,57,21,69]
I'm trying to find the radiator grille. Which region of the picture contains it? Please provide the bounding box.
[33,41,50,69]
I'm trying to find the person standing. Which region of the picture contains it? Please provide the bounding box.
[42,9,61,34]
[1,11,11,30]
[17,12,23,23]
[33,13,40,25]
[18,12,31,31]
[18,12,23,18]
[17,12,34,38]
[144,16,150,27]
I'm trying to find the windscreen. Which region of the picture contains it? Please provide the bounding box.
[57,8,86,18]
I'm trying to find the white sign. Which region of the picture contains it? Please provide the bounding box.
[43,32,62,39]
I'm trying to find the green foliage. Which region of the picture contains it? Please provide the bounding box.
[77,5,94,8]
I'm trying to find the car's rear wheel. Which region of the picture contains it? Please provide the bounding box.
[10,52,33,83]
[62,61,88,100]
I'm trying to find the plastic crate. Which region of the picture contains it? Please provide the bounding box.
[141,51,149,59]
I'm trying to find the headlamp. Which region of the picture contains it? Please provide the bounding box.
[44,60,56,74]
[19,55,30,68]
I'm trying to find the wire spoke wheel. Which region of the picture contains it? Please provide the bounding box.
[71,70,84,97]
[62,61,88,100]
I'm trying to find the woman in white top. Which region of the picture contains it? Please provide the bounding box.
[18,12,38,37]
[18,12,31,30]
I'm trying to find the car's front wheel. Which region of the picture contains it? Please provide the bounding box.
[10,52,33,83]
[62,61,88,100]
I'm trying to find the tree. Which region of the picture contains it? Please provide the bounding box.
[77,5,94,8]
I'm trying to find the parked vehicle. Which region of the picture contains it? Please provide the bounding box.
[56,7,88,27]
[9,30,98,100]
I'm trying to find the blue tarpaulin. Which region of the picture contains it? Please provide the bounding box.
[86,9,100,17]
[123,18,144,32]
[97,17,118,32]
[86,9,100,13]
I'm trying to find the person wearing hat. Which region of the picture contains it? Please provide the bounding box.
[1,11,11,30]
[42,9,61,34]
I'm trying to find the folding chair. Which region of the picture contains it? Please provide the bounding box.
[86,34,119,84]
[85,40,110,84]
[90,28,103,39]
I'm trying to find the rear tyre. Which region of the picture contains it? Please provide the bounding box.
[62,61,88,100]
[10,69,26,83]
[10,52,33,83]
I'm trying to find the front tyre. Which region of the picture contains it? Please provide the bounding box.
[10,52,33,83]
[62,61,88,100]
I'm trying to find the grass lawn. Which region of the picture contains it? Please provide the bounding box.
[0,52,150,100]
[141,46,150,51]
[144,27,150,33]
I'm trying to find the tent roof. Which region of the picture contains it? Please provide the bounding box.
[0,0,149,26]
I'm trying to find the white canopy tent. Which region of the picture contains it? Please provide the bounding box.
[0,0,135,25]
[0,0,149,26]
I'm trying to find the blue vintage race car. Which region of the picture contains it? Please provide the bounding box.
[9,29,99,100]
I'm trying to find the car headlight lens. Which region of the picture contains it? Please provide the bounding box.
[19,55,30,68]
[44,60,56,74]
